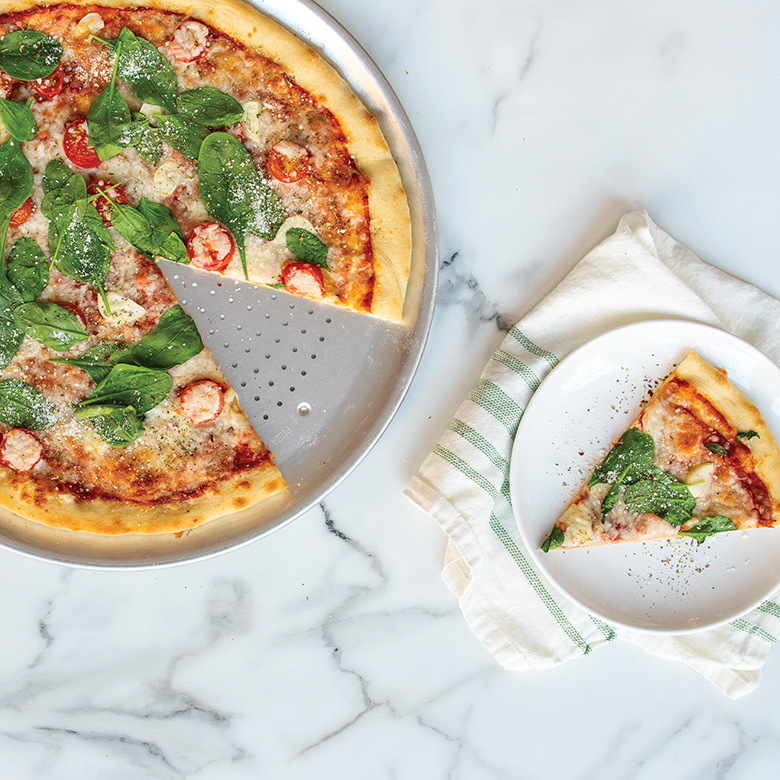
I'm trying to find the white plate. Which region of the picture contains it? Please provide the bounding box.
[510,320,780,633]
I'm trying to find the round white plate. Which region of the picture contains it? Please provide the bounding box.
[510,320,780,633]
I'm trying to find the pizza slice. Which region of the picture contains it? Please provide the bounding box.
[542,350,780,551]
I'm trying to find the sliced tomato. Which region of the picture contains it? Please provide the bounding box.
[169,20,210,62]
[186,222,236,272]
[9,197,34,228]
[87,179,128,226]
[180,379,226,424]
[63,118,100,168]
[268,141,311,183]
[32,63,65,100]
[281,262,325,299]
[0,429,43,473]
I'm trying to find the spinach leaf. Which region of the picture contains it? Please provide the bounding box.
[286,228,329,269]
[96,28,178,113]
[0,286,24,369]
[7,236,48,302]
[541,526,564,553]
[110,197,188,264]
[600,464,631,519]
[705,442,729,457]
[177,87,243,127]
[130,304,202,369]
[74,403,145,447]
[0,378,57,429]
[16,301,88,351]
[0,30,62,81]
[127,113,163,166]
[0,98,37,143]
[77,363,172,415]
[156,114,210,161]
[588,428,655,488]
[198,132,285,277]
[680,515,737,545]
[623,467,697,526]
[49,199,114,310]
[86,49,133,162]
[41,159,87,217]
[0,138,33,262]
[50,341,132,385]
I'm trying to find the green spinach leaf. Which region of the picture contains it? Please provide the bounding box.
[7,236,48,302]
[74,403,145,447]
[49,199,114,310]
[623,467,697,526]
[50,341,132,385]
[130,304,202,369]
[156,114,210,161]
[0,30,62,81]
[680,515,737,545]
[96,28,178,113]
[705,442,729,457]
[16,301,88,351]
[110,196,188,264]
[78,363,172,415]
[177,87,243,127]
[0,138,33,262]
[0,286,24,369]
[0,98,37,143]
[86,48,133,161]
[588,428,655,488]
[198,132,285,277]
[541,526,564,553]
[0,377,57,429]
[286,227,329,269]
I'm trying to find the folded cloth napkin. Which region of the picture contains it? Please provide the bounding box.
[405,210,780,698]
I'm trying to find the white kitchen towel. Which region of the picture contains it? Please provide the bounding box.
[405,210,780,698]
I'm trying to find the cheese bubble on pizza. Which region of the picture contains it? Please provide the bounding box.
[0,0,411,534]
[542,350,780,551]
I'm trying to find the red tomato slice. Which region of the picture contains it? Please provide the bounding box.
[32,63,64,99]
[87,179,128,226]
[268,141,311,183]
[186,222,236,272]
[9,197,34,228]
[169,20,210,62]
[180,379,226,424]
[63,118,100,168]
[281,262,325,299]
[0,429,43,473]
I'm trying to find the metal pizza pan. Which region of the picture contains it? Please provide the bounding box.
[0,0,437,568]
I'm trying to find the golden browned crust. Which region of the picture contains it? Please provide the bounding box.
[672,350,780,516]
[0,459,286,534]
[7,0,412,319]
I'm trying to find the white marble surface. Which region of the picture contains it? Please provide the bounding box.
[3,0,780,776]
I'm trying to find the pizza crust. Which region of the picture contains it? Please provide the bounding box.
[4,0,412,320]
[0,458,286,534]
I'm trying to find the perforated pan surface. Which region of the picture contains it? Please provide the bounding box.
[0,0,437,568]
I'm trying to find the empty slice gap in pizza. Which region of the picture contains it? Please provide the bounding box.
[0,1,412,534]
[542,350,780,551]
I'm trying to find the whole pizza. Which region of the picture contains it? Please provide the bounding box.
[0,0,412,533]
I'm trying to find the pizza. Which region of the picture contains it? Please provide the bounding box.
[0,0,411,534]
[542,350,780,551]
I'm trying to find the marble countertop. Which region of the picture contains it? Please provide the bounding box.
[3,0,780,776]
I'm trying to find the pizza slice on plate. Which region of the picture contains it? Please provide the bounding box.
[542,350,780,551]
[0,0,412,534]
